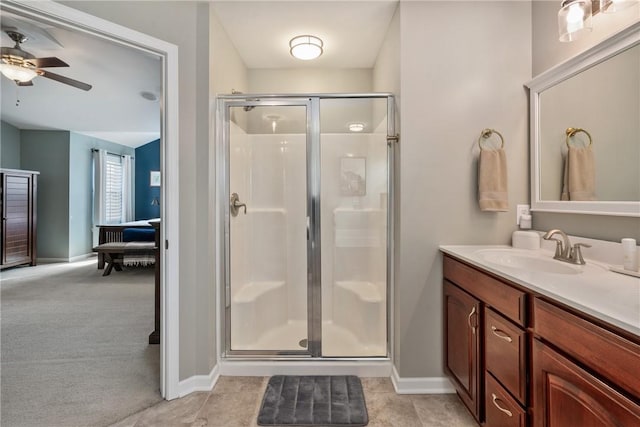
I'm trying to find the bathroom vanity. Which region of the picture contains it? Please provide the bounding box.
[440,245,640,426]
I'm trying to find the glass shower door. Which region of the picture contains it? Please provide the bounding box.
[225,101,311,354]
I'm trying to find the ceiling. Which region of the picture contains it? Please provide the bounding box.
[0,12,161,148]
[0,1,397,148]
[212,1,398,69]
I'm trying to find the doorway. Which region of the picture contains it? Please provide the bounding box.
[0,0,180,399]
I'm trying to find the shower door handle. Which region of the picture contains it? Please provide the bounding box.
[230,192,247,217]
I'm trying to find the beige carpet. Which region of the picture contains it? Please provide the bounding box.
[1,259,162,427]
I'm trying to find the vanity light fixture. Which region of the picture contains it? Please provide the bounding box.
[600,0,637,13]
[558,0,638,41]
[289,35,323,60]
[348,123,365,132]
[558,0,593,42]
[0,63,37,83]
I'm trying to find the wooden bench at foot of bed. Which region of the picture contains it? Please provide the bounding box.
[93,242,157,276]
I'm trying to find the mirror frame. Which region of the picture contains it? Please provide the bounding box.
[526,21,640,217]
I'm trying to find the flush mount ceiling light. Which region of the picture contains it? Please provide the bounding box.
[348,123,365,132]
[558,0,593,42]
[289,35,323,60]
[0,62,37,83]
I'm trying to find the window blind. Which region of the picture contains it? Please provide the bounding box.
[105,154,123,224]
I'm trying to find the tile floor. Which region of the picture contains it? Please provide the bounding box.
[110,376,478,427]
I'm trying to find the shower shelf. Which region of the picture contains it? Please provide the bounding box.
[233,281,285,303]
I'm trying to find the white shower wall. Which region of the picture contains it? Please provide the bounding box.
[228,115,388,356]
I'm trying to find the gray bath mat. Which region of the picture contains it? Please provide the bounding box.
[257,375,368,426]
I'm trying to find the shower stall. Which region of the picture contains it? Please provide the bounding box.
[217,94,395,359]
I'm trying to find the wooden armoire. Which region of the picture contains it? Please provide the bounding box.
[1,169,39,269]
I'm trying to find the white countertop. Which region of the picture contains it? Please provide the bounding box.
[440,245,640,337]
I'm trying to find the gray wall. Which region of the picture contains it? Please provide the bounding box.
[395,1,531,377]
[21,130,71,259]
[372,4,401,372]
[1,121,21,169]
[62,0,215,380]
[69,133,134,258]
[532,1,640,241]
[209,7,248,370]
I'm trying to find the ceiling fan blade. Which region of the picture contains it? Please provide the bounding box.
[27,57,69,68]
[17,80,33,86]
[39,70,92,91]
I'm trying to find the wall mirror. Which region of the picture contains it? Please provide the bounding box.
[526,22,640,217]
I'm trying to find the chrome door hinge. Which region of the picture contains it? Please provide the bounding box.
[387,134,399,146]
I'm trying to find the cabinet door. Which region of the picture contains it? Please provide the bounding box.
[532,339,640,427]
[444,280,482,421]
[2,173,33,266]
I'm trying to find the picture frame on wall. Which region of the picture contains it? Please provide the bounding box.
[340,157,366,196]
[150,170,161,187]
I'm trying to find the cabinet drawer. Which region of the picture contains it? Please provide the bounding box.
[533,298,640,399]
[444,256,526,326]
[485,308,527,404]
[485,373,527,427]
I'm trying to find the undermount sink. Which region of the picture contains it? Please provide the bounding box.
[475,248,606,275]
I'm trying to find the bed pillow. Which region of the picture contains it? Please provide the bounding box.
[122,227,155,242]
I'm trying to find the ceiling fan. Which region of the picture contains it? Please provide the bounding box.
[0,30,92,91]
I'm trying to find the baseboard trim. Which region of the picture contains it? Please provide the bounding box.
[219,360,392,377]
[178,364,220,398]
[391,365,455,394]
[38,253,95,264]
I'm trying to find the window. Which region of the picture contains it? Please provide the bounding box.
[105,154,123,224]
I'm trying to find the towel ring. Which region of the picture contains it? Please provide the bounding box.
[478,128,504,150]
[565,127,592,148]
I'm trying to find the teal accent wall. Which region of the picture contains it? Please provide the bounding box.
[69,133,134,257]
[135,139,160,220]
[20,130,71,259]
[1,121,21,169]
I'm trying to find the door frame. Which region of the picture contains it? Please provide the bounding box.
[216,93,395,361]
[218,97,318,357]
[2,0,181,399]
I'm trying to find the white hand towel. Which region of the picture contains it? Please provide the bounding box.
[561,146,596,201]
[478,148,508,212]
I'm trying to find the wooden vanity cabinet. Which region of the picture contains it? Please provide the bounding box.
[532,338,640,427]
[532,298,640,426]
[443,253,640,427]
[444,255,527,425]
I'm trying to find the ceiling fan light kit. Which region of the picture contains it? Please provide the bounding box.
[0,62,37,82]
[1,30,92,90]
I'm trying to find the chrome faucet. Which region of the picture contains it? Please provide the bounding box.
[542,229,591,265]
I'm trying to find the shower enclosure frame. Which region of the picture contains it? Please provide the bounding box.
[216,93,396,360]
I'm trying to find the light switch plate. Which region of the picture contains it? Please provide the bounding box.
[516,204,530,225]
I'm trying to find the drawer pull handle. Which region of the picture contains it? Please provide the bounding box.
[491,393,513,417]
[467,306,477,334]
[491,326,513,343]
